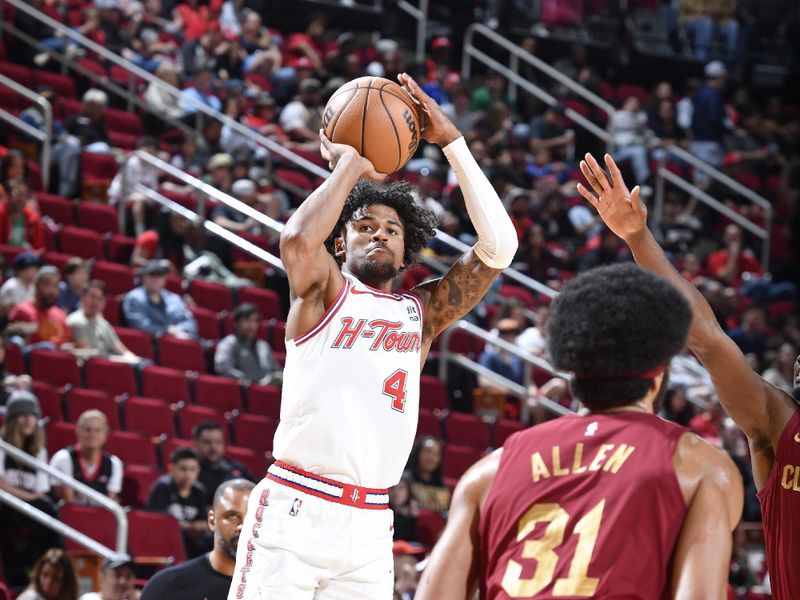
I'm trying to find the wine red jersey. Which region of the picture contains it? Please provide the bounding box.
[756,409,800,600]
[480,412,688,599]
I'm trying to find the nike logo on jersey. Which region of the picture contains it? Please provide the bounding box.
[331,317,422,353]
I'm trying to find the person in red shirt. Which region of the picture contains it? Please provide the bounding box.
[0,179,44,251]
[8,266,71,348]
[706,223,762,286]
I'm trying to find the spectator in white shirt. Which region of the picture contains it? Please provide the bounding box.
[610,96,652,184]
[279,78,322,144]
[0,252,39,315]
[108,137,160,237]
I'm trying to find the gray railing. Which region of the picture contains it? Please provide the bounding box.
[0,438,129,557]
[397,0,430,64]
[0,74,52,189]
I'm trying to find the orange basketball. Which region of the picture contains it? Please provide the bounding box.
[322,76,422,174]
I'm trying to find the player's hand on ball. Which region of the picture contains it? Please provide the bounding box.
[577,153,648,242]
[319,130,387,183]
[397,72,461,148]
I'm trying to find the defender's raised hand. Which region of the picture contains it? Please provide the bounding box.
[397,72,461,148]
[577,153,648,242]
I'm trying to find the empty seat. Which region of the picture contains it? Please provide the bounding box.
[59,226,104,260]
[46,421,77,455]
[160,437,193,466]
[0,61,34,89]
[416,408,441,440]
[194,374,242,413]
[85,358,138,397]
[107,234,136,264]
[416,509,445,548]
[444,413,490,450]
[114,327,153,359]
[106,430,157,466]
[92,261,135,296]
[65,388,120,429]
[269,320,286,354]
[141,366,190,403]
[31,381,63,422]
[158,336,206,373]
[443,444,481,480]
[37,194,74,225]
[60,504,117,553]
[188,279,234,313]
[238,287,281,320]
[121,464,161,507]
[29,349,80,388]
[493,419,527,447]
[178,405,227,440]
[4,341,25,375]
[190,306,221,340]
[245,384,281,419]
[103,295,122,326]
[105,108,143,137]
[123,397,175,438]
[127,510,186,565]
[232,414,277,454]
[76,202,119,234]
[34,70,76,99]
[420,375,448,412]
[225,445,266,478]
[80,151,119,202]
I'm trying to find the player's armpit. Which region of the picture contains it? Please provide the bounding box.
[412,248,502,342]
[415,450,501,600]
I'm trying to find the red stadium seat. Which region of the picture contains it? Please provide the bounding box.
[84,358,138,397]
[194,374,243,412]
[114,327,153,359]
[46,421,77,455]
[245,384,281,419]
[232,414,277,453]
[76,202,119,234]
[103,295,122,326]
[121,464,161,507]
[157,336,206,373]
[92,261,135,295]
[188,279,234,313]
[105,108,143,137]
[616,84,650,104]
[416,408,442,440]
[498,284,537,309]
[127,510,186,565]
[420,375,449,412]
[238,287,281,320]
[5,342,25,375]
[165,273,184,295]
[60,504,117,553]
[31,381,63,422]
[34,70,76,99]
[160,437,193,465]
[80,151,119,202]
[416,509,445,548]
[123,397,175,438]
[225,445,266,477]
[0,244,25,266]
[29,349,80,388]
[444,413,490,450]
[107,234,136,264]
[443,444,481,480]
[492,419,527,448]
[0,61,33,89]
[177,405,227,440]
[269,320,286,354]
[37,193,74,225]
[59,226,104,260]
[106,430,157,466]
[142,366,190,403]
[65,388,120,429]
[190,306,222,340]
[42,251,75,271]
[108,130,139,151]
[0,86,20,115]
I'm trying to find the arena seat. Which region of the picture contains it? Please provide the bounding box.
[194,374,243,413]
[232,414,277,454]
[190,306,222,340]
[157,336,206,373]
[269,320,286,353]
[165,273,184,295]
[419,375,449,412]
[114,327,153,359]
[80,152,119,202]
[416,408,442,440]
[84,358,138,397]
[492,418,527,447]
[92,261,135,296]
[444,413,490,450]
[76,202,119,234]
[105,108,143,137]
[37,194,74,226]
[45,421,77,455]
[106,430,158,467]
[443,444,481,480]
[238,287,282,320]
[34,70,76,99]
[29,349,81,388]
[121,464,161,508]
[416,509,445,549]
[31,381,63,422]
[141,366,190,403]
[123,397,175,438]
[159,437,193,466]
[188,279,234,313]
[42,251,75,271]
[59,226,105,260]
[107,234,136,264]
[498,284,537,309]
[127,510,186,566]
[103,295,122,326]
[245,384,281,419]
[225,445,267,477]
[60,504,117,553]
[65,388,120,429]
[177,405,227,440]
[0,61,33,88]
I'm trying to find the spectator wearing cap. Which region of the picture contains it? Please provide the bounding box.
[393,540,426,600]
[122,260,197,339]
[8,266,71,349]
[57,258,90,315]
[50,409,123,505]
[145,63,187,122]
[205,153,234,194]
[214,303,282,385]
[690,61,729,183]
[67,280,139,362]
[0,252,39,310]
[180,66,223,115]
[279,78,323,144]
[0,391,61,587]
[0,178,44,251]
[108,137,161,236]
[78,557,136,600]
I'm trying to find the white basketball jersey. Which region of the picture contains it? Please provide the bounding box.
[273,272,424,489]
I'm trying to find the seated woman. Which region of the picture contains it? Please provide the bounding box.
[17,548,79,600]
[402,436,450,516]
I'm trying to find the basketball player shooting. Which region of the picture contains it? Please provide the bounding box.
[577,153,800,600]
[227,73,518,599]
[416,263,743,600]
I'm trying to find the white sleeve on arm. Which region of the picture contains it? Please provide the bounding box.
[442,136,518,269]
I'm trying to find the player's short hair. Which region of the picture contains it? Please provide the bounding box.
[325,180,438,268]
[171,447,200,465]
[192,420,223,440]
[547,263,691,410]
[213,478,255,506]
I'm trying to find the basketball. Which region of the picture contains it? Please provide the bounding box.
[322,76,422,174]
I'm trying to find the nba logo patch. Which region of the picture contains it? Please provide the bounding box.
[289,498,302,517]
[584,421,598,437]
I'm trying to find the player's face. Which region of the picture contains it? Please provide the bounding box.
[211,487,251,560]
[340,204,405,284]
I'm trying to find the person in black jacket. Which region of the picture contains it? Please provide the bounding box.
[192,421,253,505]
[140,478,254,600]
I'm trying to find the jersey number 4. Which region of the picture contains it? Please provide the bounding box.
[502,500,605,597]
[383,369,408,413]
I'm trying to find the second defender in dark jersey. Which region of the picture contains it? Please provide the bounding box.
[417,264,743,600]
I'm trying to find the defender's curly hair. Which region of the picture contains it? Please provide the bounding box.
[324,180,438,267]
[546,263,691,410]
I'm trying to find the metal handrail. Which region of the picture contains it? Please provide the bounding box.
[0,438,128,554]
[1,0,329,180]
[397,0,430,64]
[0,74,52,189]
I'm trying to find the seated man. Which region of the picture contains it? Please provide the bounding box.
[214,303,282,385]
[50,409,123,504]
[192,421,253,506]
[146,447,210,558]
[8,266,71,349]
[122,260,197,339]
[67,280,139,362]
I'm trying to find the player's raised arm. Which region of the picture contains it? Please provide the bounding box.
[576,153,796,480]
[280,133,386,336]
[398,74,518,342]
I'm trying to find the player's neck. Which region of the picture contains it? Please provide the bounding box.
[343,266,394,292]
[208,549,235,577]
[592,397,653,416]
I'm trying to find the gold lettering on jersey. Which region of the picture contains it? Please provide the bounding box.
[552,446,569,476]
[588,444,615,471]
[531,443,636,483]
[781,464,800,492]
[532,452,551,483]
[572,443,587,474]
[602,444,636,474]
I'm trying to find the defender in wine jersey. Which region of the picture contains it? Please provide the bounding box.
[577,152,800,599]
[229,74,518,599]
[417,264,743,600]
